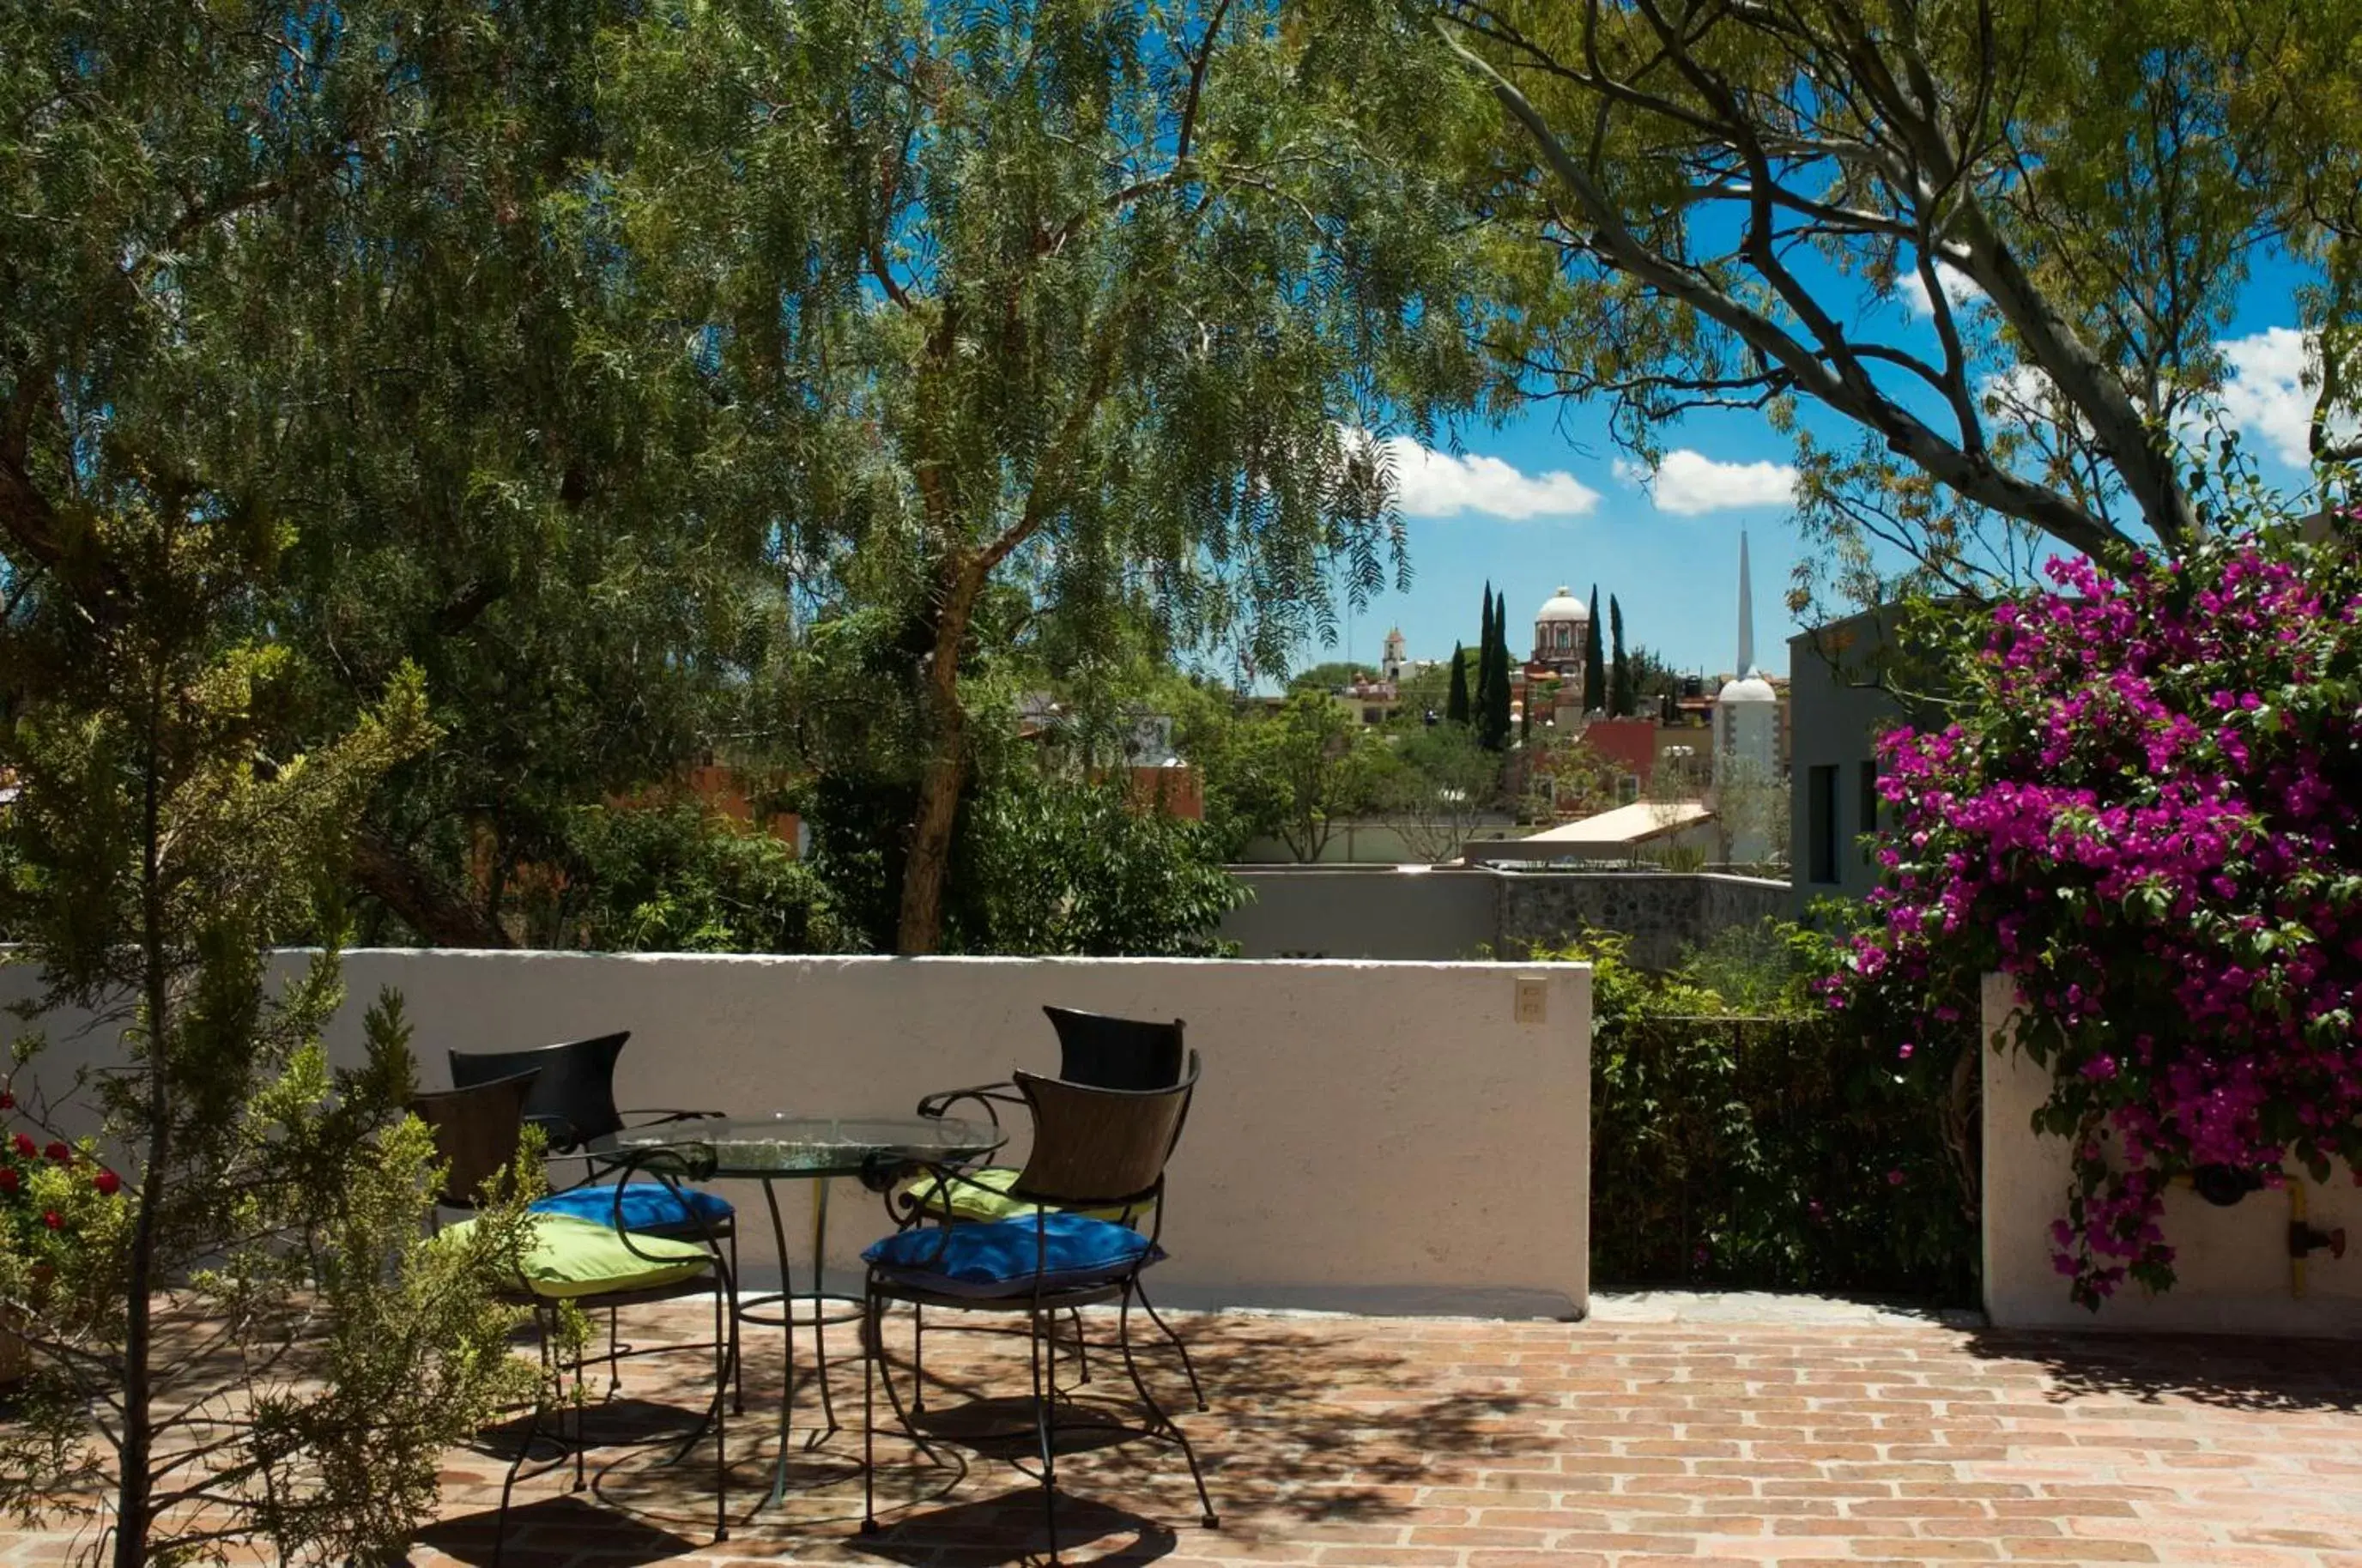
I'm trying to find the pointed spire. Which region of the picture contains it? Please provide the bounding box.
[1736,529,1755,675]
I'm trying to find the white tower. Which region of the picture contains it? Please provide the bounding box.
[1382,627,1408,682]
[1713,531,1781,859]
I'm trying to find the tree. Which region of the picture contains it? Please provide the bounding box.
[1418,1,2362,599]
[1608,596,1632,717]
[603,1,1499,952]
[1289,663,1380,695]
[1476,587,1513,751]
[0,7,574,1553]
[1474,585,1499,732]
[1383,723,1504,860]
[1225,693,1386,863]
[1444,642,1472,724]
[1583,585,1607,717]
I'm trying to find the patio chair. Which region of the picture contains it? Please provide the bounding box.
[859,1054,1215,1560]
[905,1008,1202,1408]
[435,1141,737,1567]
[410,1067,542,1222]
[451,1033,739,1398]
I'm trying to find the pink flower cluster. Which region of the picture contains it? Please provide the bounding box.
[1829,524,2362,1310]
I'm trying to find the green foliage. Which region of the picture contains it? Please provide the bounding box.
[542,804,851,955]
[957,776,1242,957]
[1214,693,1388,862]
[1583,585,1605,717]
[1289,663,1378,694]
[597,0,1504,948]
[1608,596,1631,717]
[1380,722,1505,860]
[1405,0,2362,606]
[1532,924,1977,1300]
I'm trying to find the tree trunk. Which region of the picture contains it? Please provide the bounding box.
[350,830,515,949]
[115,672,170,1568]
[895,572,983,955]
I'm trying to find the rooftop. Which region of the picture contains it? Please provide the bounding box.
[16,1295,2352,1566]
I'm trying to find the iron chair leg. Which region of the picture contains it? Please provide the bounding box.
[1031,1303,1061,1565]
[861,1290,880,1535]
[729,1227,745,1414]
[713,1275,730,1542]
[910,1300,924,1413]
[1131,1278,1206,1412]
[495,1307,557,1568]
[1117,1285,1218,1529]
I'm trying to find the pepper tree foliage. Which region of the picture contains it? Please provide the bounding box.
[0,2,548,1557]
[590,0,1502,953]
[1832,514,2362,1310]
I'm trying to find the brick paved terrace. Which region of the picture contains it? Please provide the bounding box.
[6,1296,2360,1568]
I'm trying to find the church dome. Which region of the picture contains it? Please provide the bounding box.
[1535,587,1588,624]
[1716,668,1778,705]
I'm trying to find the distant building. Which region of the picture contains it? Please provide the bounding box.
[1786,606,1922,910]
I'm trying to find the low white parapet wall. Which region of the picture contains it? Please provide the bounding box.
[1982,973,2362,1335]
[0,952,1591,1319]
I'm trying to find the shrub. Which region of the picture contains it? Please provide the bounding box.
[1542,924,1977,1299]
[1831,519,2362,1308]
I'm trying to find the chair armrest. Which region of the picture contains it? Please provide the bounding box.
[914,1082,1021,1127]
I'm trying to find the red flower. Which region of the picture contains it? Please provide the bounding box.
[43,1141,70,1164]
[0,1168,16,1195]
[93,1169,120,1196]
[11,1133,32,1158]
[41,1210,62,1230]
[0,1090,14,1110]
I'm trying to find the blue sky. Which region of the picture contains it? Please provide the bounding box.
[1324,261,2337,681]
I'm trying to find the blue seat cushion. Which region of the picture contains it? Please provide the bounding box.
[530,1181,735,1233]
[863,1212,1164,1299]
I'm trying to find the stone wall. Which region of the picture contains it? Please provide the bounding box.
[1220,868,1789,970]
[1493,873,1789,968]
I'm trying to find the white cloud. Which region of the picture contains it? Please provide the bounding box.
[2212,327,2321,468]
[1618,448,1797,514]
[1374,433,1600,521]
[1898,263,1985,319]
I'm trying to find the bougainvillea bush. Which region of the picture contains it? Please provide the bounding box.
[1832,516,2362,1309]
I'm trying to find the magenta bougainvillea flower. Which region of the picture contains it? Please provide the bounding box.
[1830,519,2362,1309]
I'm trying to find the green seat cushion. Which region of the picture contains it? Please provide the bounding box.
[894,1165,1154,1226]
[439,1213,712,1300]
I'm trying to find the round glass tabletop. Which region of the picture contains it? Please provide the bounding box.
[589,1114,1007,1179]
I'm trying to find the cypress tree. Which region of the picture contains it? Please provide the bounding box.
[1583,584,1606,716]
[1608,595,1630,717]
[1483,588,1514,750]
[1474,583,1496,733]
[1445,640,1471,725]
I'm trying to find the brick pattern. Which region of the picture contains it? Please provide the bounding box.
[5,1306,2360,1565]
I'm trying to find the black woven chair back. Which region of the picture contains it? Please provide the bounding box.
[1009,1050,1200,1210]
[449,1032,631,1152]
[412,1068,541,1209]
[1041,1006,1186,1092]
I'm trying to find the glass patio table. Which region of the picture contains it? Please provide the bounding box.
[588,1113,1007,1506]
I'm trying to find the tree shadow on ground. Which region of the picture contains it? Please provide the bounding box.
[1965,1327,2362,1413]
[880,1309,1545,1532]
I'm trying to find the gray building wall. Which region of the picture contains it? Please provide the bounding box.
[1221,866,1790,970]
[1786,609,1925,912]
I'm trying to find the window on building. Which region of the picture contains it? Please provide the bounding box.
[1857,760,1880,861]
[1808,765,1839,884]
[1362,707,1384,724]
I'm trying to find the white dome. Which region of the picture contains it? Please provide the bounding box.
[1535,587,1589,623]
[1716,668,1778,705]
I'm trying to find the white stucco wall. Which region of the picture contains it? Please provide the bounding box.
[0,952,1590,1319]
[1982,973,2362,1335]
